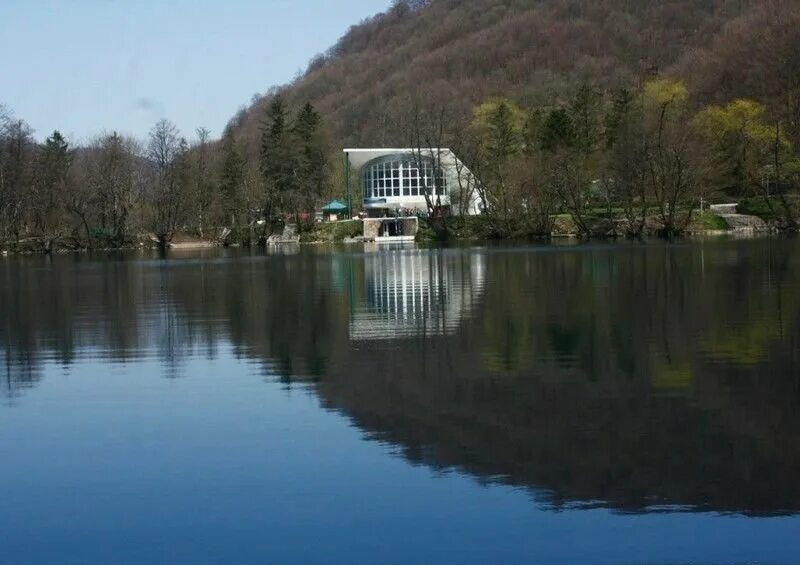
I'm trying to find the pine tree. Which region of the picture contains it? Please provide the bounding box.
[33,130,71,250]
[293,103,328,220]
[219,130,244,228]
[540,109,575,152]
[260,95,297,223]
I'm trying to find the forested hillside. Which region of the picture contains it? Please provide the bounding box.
[231,0,759,146]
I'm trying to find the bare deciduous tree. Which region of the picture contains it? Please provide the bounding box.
[147,119,186,247]
[193,127,213,238]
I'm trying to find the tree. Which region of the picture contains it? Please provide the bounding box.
[219,129,245,233]
[193,127,213,238]
[147,119,185,247]
[603,88,650,237]
[0,118,34,243]
[260,95,297,230]
[404,99,453,234]
[540,105,594,237]
[31,130,71,252]
[293,103,328,231]
[571,84,602,156]
[695,98,798,229]
[520,109,559,236]
[449,134,482,218]
[471,99,526,237]
[88,132,142,245]
[641,78,699,235]
[0,106,12,240]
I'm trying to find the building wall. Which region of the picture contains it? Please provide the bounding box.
[363,219,381,239]
[350,149,482,216]
[363,217,419,239]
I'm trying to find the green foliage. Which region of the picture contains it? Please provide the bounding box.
[694,212,729,231]
[416,215,492,242]
[88,227,114,240]
[219,130,244,225]
[293,103,329,216]
[569,84,602,155]
[260,95,296,199]
[695,99,789,194]
[260,97,329,228]
[738,197,778,221]
[540,108,575,152]
[604,88,635,149]
[331,220,363,241]
[314,220,363,242]
[472,99,525,159]
[643,78,689,112]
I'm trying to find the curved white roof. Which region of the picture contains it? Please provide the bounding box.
[343,148,454,170]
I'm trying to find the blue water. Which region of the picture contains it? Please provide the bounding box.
[2,241,799,564]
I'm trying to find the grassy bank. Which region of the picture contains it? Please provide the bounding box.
[416,210,758,243]
[304,220,363,243]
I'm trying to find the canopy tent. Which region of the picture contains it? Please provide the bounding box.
[322,200,350,213]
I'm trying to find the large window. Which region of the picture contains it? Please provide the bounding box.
[363,157,446,200]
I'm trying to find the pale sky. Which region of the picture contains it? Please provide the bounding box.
[0,0,392,143]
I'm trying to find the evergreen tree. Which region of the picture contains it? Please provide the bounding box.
[219,130,244,228]
[260,95,297,222]
[293,102,328,221]
[570,84,601,156]
[540,109,575,152]
[33,130,71,249]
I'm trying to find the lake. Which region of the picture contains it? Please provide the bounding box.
[1,239,799,564]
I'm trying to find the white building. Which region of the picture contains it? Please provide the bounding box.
[343,148,483,218]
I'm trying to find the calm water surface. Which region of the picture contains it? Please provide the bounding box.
[2,239,800,564]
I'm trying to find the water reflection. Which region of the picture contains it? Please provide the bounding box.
[2,240,800,516]
[350,249,485,340]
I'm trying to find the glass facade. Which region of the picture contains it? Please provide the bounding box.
[362,157,446,200]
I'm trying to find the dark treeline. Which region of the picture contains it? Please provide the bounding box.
[0,98,331,252]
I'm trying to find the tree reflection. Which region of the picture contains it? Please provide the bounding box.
[2,240,800,514]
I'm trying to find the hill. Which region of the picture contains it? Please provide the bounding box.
[229,0,765,147]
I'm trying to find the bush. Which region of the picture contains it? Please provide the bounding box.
[739,198,777,222]
[695,211,729,231]
[332,220,363,241]
[314,220,363,242]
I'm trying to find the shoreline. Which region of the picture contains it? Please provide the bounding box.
[0,226,781,257]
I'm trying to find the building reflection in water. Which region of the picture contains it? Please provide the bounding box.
[349,248,486,341]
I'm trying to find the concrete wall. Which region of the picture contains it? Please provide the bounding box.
[363,217,419,239]
[364,219,381,239]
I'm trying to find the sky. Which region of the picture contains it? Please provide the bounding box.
[0,0,392,143]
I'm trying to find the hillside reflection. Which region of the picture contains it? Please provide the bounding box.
[2,241,800,515]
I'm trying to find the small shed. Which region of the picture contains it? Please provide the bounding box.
[321,200,350,221]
